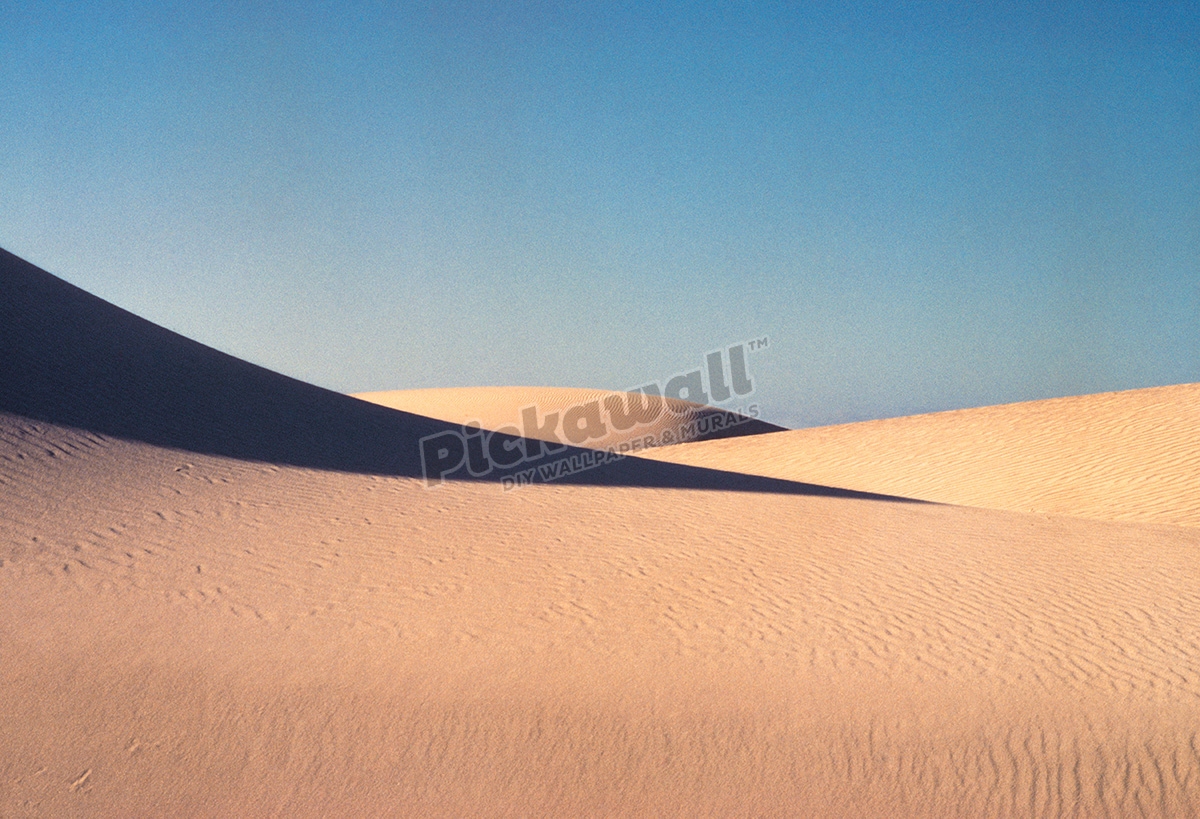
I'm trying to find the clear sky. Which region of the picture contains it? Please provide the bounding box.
[2,1,1197,428]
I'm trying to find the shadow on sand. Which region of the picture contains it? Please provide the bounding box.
[0,248,918,502]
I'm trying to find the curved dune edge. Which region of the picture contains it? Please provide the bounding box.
[632,382,1200,527]
[353,386,785,450]
[0,247,464,477]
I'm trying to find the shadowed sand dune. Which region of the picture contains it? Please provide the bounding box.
[633,384,1200,527]
[2,248,1199,816]
[0,248,451,477]
[0,248,890,499]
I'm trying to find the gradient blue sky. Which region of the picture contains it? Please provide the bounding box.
[3,1,1197,428]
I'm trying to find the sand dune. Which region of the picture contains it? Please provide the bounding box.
[2,248,1199,817]
[636,384,1200,527]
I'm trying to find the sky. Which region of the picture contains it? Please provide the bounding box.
[2,1,1197,428]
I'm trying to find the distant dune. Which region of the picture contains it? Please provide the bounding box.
[2,247,1198,817]
[634,384,1200,527]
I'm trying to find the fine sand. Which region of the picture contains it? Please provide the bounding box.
[2,248,1199,817]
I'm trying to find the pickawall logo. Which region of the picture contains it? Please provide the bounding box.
[418,338,769,488]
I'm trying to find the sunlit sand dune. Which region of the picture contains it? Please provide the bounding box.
[636,384,1200,527]
[2,249,1199,817]
[4,414,1199,817]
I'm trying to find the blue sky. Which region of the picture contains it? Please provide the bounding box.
[2,1,1197,428]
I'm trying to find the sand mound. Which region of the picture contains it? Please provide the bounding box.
[3,248,1198,816]
[355,386,785,451]
[635,383,1200,527]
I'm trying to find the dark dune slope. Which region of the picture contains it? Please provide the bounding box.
[0,248,914,500]
[0,247,455,477]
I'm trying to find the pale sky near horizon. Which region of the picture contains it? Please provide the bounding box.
[2,1,1197,428]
